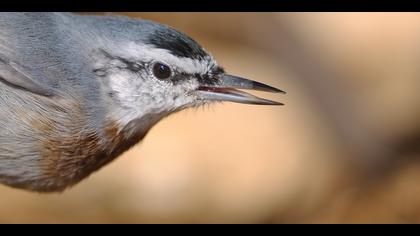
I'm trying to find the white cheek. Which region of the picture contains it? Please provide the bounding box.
[109,72,136,104]
[107,71,149,125]
[107,71,199,128]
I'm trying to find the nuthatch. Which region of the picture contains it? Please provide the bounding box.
[0,12,285,192]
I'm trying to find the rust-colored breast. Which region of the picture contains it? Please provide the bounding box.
[15,96,150,191]
[35,118,148,192]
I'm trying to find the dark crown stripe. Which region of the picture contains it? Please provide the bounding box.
[147,27,208,60]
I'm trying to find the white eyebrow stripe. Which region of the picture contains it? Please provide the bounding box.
[118,42,216,75]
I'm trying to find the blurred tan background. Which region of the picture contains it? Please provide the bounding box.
[1,12,420,223]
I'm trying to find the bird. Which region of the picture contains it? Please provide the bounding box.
[0,12,285,192]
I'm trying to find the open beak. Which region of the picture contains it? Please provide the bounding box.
[196,74,286,105]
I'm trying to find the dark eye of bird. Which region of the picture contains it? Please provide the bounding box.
[152,62,171,80]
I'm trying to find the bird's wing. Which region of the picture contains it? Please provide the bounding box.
[0,52,55,97]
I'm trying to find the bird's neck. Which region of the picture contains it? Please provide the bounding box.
[32,105,165,192]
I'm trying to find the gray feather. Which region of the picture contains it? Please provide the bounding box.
[0,12,219,192]
[0,52,55,96]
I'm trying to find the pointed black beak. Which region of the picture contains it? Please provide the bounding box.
[196,74,285,105]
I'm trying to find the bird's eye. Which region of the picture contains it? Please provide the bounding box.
[152,62,171,80]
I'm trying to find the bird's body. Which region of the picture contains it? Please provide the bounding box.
[0,13,284,192]
[0,13,141,191]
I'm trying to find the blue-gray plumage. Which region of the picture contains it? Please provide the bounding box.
[0,12,285,192]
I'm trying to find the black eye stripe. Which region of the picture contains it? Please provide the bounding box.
[95,49,224,84]
[115,57,143,72]
[96,50,146,74]
[127,62,142,71]
[194,73,218,85]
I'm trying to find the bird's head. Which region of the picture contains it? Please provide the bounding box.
[91,18,285,131]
